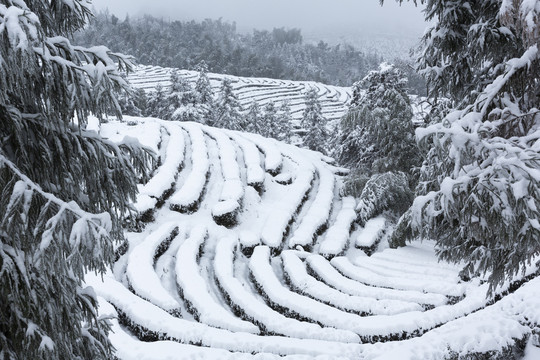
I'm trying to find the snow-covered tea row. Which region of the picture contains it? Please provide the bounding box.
[88,117,540,359]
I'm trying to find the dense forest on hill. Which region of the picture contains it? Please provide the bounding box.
[74,12,394,87]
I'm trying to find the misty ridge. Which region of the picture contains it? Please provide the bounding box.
[90,0,427,37]
[87,0,428,75]
[75,11,426,93]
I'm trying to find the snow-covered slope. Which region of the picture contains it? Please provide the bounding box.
[86,117,540,360]
[128,65,352,123]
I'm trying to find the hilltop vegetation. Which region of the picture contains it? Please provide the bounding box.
[74,12,389,88]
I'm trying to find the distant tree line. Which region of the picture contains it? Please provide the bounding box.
[74,12,388,87]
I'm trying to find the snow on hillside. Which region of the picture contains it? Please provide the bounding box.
[86,117,540,359]
[127,65,352,124]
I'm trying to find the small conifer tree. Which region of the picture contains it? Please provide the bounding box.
[193,60,215,124]
[335,63,419,177]
[276,101,293,142]
[167,70,196,121]
[194,60,213,106]
[214,78,245,130]
[262,102,278,138]
[301,89,328,154]
[245,101,264,135]
[146,83,167,118]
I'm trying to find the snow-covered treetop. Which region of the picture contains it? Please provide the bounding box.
[351,63,409,109]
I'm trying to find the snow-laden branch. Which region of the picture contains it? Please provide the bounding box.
[478,45,538,116]
[0,152,112,244]
[0,3,39,49]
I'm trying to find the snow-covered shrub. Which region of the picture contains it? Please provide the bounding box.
[356,171,413,226]
[171,103,199,122]
[288,162,335,250]
[355,216,387,255]
[341,169,370,198]
[212,200,240,228]
[169,123,210,214]
[318,197,357,258]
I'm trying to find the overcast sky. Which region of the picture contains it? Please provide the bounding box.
[91,0,426,38]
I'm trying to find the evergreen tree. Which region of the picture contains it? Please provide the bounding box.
[167,70,197,121]
[335,64,419,229]
[262,102,278,138]
[214,78,245,130]
[335,63,420,177]
[276,101,293,142]
[355,172,413,226]
[245,101,264,135]
[0,1,151,358]
[74,12,383,87]
[118,92,141,117]
[389,0,540,292]
[193,60,215,125]
[301,89,328,154]
[194,60,213,105]
[146,83,167,118]
[118,87,147,117]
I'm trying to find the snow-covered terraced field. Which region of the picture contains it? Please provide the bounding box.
[87,117,540,360]
[127,65,352,123]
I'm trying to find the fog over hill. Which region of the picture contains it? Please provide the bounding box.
[92,0,427,58]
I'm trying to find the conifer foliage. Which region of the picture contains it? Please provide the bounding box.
[355,171,414,226]
[214,78,245,130]
[276,101,293,142]
[193,60,214,124]
[301,89,328,154]
[262,102,278,138]
[0,1,151,358]
[335,63,419,176]
[194,61,213,105]
[244,101,263,135]
[335,64,419,228]
[168,70,197,121]
[146,83,167,118]
[389,0,540,292]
